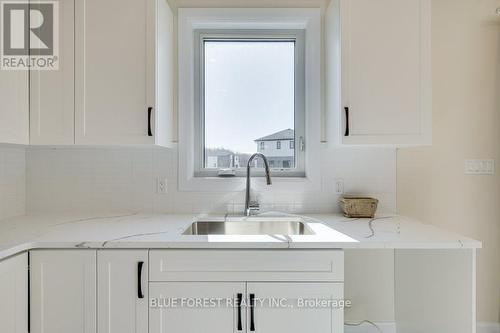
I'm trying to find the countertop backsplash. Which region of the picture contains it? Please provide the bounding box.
[25,145,396,216]
[0,146,26,220]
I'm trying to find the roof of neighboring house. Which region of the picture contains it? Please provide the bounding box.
[254,129,294,142]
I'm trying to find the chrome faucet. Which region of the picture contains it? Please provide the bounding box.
[244,153,272,216]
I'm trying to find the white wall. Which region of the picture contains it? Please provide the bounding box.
[397,0,500,324]
[0,146,26,220]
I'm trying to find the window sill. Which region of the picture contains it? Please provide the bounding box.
[193,170,306,178]
[179,173,319,192]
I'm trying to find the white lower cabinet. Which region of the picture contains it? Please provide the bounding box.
[30,250,97,333]
[149,282,245,333]
[28,249,344,333]
[97,250,148,333]
[247,283,343,333]
[0,253,28,333]
[149,282,343,333]
[149,250,344,333]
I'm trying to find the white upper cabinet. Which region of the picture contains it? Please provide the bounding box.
[0,70,29,145]
[75,0,174,146]
[327,0,431,146]
[30,0,75,145]
[0,253,28,333]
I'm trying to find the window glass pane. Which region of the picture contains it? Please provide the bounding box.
[204,40,295,169]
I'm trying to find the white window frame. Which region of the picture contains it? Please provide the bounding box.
[178,8,322,192]
[193,30,306,177]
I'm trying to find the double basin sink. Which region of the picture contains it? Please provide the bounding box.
[183,217,314,236]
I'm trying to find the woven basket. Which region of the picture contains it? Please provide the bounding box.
[340,197,379,218]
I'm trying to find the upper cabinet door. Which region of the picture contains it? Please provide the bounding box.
[0,253,28,333]
[97,250,148,333]
[75,0,173,145]
[30,250,96,333]
[30,0,75,145]
[339,0,431,145]
[0,70,28,145]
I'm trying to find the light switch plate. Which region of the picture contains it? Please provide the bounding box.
[464,159,495,175]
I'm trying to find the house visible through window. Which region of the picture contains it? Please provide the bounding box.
[194,30,306,176]
[290,140,294,149]
[255,129,295,169]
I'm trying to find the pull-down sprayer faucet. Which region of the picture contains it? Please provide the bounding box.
[244,153,272,216]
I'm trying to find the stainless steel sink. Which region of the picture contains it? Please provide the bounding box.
[183,219,314,236]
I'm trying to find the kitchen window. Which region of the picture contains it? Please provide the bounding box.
[178,8,321,191]
[193,30,306,177]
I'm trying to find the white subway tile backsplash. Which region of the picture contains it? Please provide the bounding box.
[0,146,26,220]
[25,146,397,215]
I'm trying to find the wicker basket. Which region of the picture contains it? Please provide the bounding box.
[340,197,379,218]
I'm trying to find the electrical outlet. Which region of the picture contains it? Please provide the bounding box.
[334,179,344,194]
[157,177,168,194]
[464,159,495,175]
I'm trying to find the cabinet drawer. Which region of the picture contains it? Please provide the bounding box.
[149,250,344,282]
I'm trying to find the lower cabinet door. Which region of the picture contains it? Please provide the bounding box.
[97,250,148,333]
[247,282,344,333]
[30,250,97,333]
[149,282,245,333]
[0,253,28,333]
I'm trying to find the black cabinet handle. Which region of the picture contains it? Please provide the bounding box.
[148,107,153,137]
[138,261,144,299]
[237,293,243,331]
[344,107,350,136]
[249,293,255,331]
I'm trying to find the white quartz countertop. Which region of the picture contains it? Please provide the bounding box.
[0,213,481,260]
